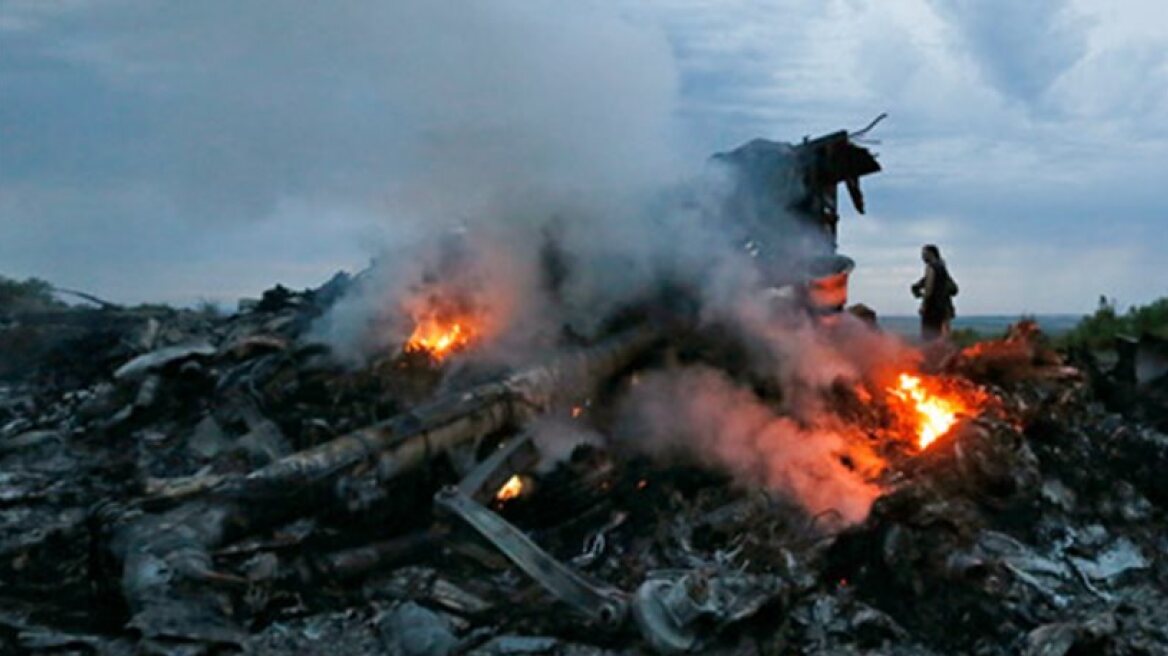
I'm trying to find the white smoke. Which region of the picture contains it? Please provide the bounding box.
[616,365,884,525]
[302,2,902,522]
[728,297,920,421]
[527,416,606,473]
[308,0,727,361]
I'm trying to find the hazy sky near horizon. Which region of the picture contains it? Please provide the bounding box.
[1,0,1165,314]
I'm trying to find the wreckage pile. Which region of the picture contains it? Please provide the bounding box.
[2,279,1168,655]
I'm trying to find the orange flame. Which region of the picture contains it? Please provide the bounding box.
[887,373,981,450]
[405,317,473,360]
[495,474,524,502]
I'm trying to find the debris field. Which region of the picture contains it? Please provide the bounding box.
[3,280,1168,656]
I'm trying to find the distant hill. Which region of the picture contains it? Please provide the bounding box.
[880,314,1083,338]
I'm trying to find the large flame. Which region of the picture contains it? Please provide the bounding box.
[886,373,982,450]
[404,316,473,360]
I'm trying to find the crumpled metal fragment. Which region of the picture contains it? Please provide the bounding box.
[632,566,784,654]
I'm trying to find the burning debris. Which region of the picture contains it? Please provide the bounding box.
[2,130,1167,655]
[884,372,988,450]
[401,285,482,362]
[495,475,525,503]
[406,320,470,360]
[4,279,1168,655]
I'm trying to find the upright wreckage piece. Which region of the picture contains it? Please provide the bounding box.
[713,123,881,287]
[102,324,665,648]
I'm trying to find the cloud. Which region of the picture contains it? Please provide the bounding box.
[1,0,1166,313]
[653,0,1167,313]
[924,0,1089,106]
[0,0,684,300]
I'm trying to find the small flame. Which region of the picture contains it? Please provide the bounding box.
[887,373,980,450]
[495,474,524,502]
[405,317,472,360]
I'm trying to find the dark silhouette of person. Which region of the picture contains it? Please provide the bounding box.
[911,244,958,340]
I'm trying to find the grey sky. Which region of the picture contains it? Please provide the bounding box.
[1,0,1165,314]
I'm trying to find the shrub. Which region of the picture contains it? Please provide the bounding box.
[1059,296,1168,351]
[0,276,64,313]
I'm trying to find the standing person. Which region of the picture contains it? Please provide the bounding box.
[910,244,958,340]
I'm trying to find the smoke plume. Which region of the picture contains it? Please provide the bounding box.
[308,0,726,361]
[616,365,883,524]
[303,2,904,523]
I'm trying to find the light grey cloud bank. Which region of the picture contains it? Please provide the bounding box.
[1,0,684,303]
[2,0,1166,313]
[647,0,1167,314]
